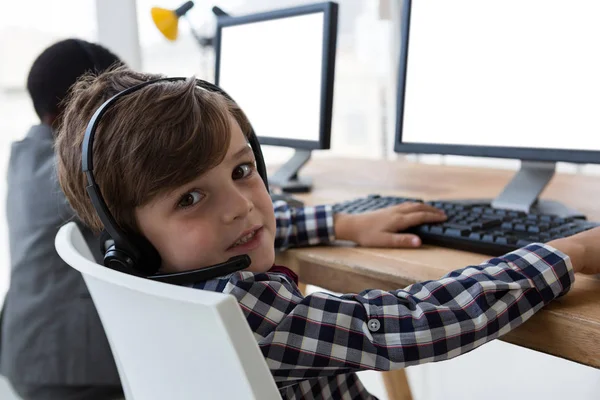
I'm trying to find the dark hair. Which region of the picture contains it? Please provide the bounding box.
[56,66,251,234]
[27,38,122,122]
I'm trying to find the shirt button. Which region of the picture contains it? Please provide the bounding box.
[367,319,381,332]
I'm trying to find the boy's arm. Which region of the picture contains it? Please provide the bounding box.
[273,200,448,250]
[273,200,335,250]
[225,243,573,382]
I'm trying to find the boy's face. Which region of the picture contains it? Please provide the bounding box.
[135,118,276,274]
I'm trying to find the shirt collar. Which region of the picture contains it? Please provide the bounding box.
[268,265,299,285]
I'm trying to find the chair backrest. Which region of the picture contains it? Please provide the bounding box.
[55,222,280,400]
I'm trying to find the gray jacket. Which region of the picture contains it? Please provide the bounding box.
[0,124,120,385]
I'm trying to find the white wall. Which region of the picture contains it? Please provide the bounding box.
[0,0,98,306]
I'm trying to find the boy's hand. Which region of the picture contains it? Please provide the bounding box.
[333,202,447,248]
[548,227,600,275]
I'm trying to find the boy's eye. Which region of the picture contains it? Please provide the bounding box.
[232,163,255,180]
[177,191,203,208]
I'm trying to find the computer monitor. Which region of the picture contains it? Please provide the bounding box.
[214,2,338,193]
[395,0,600,217]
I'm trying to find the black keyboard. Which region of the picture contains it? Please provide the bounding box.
[332,195,600,256]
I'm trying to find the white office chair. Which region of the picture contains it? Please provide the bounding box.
[55,222,280,400]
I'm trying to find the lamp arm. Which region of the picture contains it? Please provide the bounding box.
[184,15,214,48]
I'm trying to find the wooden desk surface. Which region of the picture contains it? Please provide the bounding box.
[274,157,600,368]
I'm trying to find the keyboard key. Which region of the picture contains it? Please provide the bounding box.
[418,225,431,233]
[430,226,444,234]
[481,219,502,229]
[501,222,513,230]
[444,228,470,237]
[514,224,527,232]
[495,237,509,245]
[444,223,473,231]
[504,235,518,244]
[482,234,495,242]
[538,223,550,231]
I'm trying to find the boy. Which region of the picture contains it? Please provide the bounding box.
[3,41,441,400]
[56,67,600,400]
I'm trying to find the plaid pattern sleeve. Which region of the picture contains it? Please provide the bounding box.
[192,243,574,400]
[273,200,335,250]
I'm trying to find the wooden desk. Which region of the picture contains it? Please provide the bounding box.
[274,157,600,369]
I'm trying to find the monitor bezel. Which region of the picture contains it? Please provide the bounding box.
[215,2,337,150]
[394,0,600,164]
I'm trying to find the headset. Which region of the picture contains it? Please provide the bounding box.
[82,77,269,285]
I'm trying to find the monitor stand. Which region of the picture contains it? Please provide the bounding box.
[269,149,313,193]
[489,161,585,218]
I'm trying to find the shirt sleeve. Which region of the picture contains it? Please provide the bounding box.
[223,243,574,383]
[273,200,335,250]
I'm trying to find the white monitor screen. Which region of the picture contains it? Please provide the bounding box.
[217,12,325,143]
[400,0,600,152]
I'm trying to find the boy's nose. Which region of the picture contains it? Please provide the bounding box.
[221,188,254,223]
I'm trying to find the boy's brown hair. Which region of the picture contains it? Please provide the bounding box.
[56,66,252,235]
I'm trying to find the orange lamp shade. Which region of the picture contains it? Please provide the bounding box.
[151,7,179,41]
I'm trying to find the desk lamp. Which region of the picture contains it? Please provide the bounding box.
[151,1,228,48]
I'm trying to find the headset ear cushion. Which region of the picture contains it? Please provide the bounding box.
[100,231,162,275]
[129,234,162,275]
[104,244,136,273]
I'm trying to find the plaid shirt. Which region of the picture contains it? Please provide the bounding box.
[192,201,575,400]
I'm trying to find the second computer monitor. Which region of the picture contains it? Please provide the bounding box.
[395,0,600,216]
[215,2,338,193]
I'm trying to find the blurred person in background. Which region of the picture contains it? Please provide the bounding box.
[0,39,125,400]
